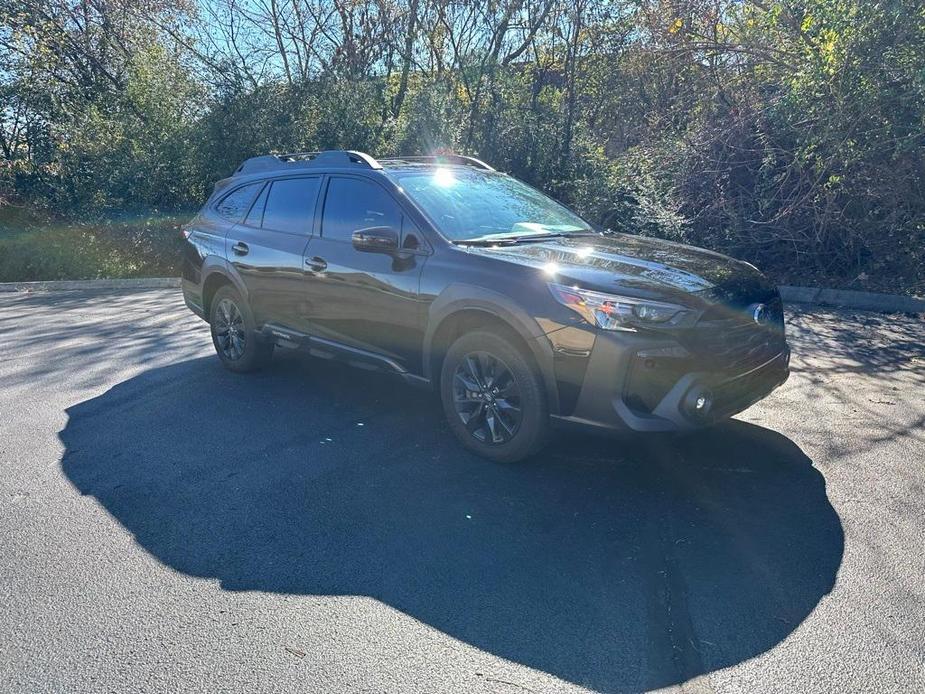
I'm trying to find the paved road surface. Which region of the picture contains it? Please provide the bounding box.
[1,289,923,693]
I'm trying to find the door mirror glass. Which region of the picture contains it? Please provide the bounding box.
[352,226,400,253]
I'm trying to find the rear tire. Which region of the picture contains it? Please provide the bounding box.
[209,285,273,372]
[440,330,548,463]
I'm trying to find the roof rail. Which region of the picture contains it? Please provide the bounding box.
[233,150,382,176]
[380,154,495,171]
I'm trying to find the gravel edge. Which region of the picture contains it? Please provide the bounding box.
[0,277,182,292]
[779,286,924,314]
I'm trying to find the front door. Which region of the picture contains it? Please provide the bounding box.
[300,175,428,370]
[227,176,322,328]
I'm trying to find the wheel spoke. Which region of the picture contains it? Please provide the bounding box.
[464,355,485,389]
[482,354,497,388]
[463,403,485,432]
[495,374,515,396]
[454,371,481,393]
[494,408,516,436]
[495,398,520,414]
[486,410,503,443]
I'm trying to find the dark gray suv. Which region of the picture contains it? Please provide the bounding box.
[181,150,789,462]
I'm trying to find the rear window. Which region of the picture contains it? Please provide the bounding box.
[261,177,321,235]
[214,182,262,222]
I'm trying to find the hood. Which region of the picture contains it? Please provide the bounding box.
[466,232,777,307]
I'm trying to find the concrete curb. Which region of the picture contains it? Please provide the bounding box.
[0,277,181,293]
[0,277,921,314]
[779,285,925,314]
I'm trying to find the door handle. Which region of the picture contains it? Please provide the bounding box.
[231,241,249,256]
[305,256,327,272]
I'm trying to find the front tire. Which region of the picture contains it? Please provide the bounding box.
[440,330,548,463]
[209,285,273,372]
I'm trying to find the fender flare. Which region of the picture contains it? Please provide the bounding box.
[200,257,250,311]
[423,284,560,414]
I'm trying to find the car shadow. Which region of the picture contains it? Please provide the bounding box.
[59,352,843,692]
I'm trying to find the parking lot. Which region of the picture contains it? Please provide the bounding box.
[1,288,923,693]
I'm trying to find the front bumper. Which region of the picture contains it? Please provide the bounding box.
[549,328,790,434]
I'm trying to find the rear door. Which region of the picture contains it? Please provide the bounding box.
[227,176,322,328]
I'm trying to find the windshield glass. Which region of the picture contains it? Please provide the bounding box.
[389,168,592,241]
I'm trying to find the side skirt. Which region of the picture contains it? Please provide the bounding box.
[261,323,432,390]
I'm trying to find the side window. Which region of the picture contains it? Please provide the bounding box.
[261,177,321,235]
[215,182,262,222]
[244,183,269,227]
[321,177,402,243]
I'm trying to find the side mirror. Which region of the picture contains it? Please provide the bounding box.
[352,226,400,254]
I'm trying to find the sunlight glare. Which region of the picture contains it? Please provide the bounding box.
[433,168,456,187]
[542,262,559,276]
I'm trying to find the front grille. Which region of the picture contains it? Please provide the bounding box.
[681,297,785,373]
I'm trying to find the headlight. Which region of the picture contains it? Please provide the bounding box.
[548,283,693,331]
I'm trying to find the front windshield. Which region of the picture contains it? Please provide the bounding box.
[389,168,592,241]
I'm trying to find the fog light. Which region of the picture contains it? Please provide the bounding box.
[683,387,713,419]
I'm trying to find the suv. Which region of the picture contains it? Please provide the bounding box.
[181,150,789,462]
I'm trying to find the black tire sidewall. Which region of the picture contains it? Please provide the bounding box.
[440,330,548,463]
[209,285,270,372]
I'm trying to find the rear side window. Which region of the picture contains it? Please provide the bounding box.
[215,182,262,222]
[244,184,269,227]
[261,177,321,235]
[321,177,402,243]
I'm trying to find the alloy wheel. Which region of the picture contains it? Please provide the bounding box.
[214,298,246,360]
[452,351,523,444]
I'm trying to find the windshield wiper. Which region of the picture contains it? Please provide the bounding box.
[453,237,519,246]
[454,231,595,246]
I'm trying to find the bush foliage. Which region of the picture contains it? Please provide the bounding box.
[1,0,923,290]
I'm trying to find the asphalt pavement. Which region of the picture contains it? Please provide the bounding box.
[0,289,923,693]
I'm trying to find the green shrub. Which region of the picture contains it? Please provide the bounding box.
[0,216,183,282]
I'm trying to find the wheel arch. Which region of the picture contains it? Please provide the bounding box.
[200,261,249,318]
[424,286,560,415]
